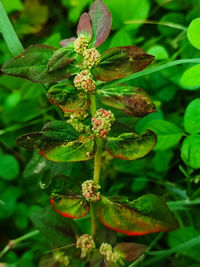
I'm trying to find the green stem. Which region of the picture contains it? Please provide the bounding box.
[0,0,23,56]
[0,230,39,259]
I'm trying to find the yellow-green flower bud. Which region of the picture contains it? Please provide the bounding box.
[74,70,96,93]
[74,36,89,55]
[83,48,101,69]
[76,234,95,258]
[82,180,100,202]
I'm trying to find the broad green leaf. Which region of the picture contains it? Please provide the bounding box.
[47,47,75,72]
[47,84,89,112]
[17,121,95,162]
[97,84,156,117]
[89,0,112,47]
[45,175,81,196]
[31,207,80,248]
[115,242,147,262]
[1,45,77,83]
[187,18,200,50]
[1,0,23,13]
[180,64,200,90]
[184,98,200,134]
[109,30,132,48]
[147,45,169,60]
[92,46,154,81]
[0,153,19,180]
[155,0,191,10]
[181,134,200,169]
[50,196,89,219]
[76,12,93,40]
[106,130,156,160]
[138,120,184,151]
[98,195,178,236]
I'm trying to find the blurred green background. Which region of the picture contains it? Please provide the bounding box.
[1,0,200,266]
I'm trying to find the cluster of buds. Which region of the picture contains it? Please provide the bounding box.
[81,180,100,202]
[83,48,101,69]
[74,36,89,55]
[53,251,70,266]
[99,243,120,263]
[74,70,96,93]
[66,110,90,133]
[76,234,95,258]
[92,109,115,138]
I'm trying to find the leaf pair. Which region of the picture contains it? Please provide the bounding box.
[16,120,156,162]
[48,176,178,236]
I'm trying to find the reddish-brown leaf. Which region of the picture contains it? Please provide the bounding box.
[77,12,93,40]
[60,37,76,47]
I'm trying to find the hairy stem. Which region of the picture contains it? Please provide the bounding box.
[0,230,39,259]
[0,0,23,56]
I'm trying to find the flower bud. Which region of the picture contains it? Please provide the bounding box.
[83,48,101,69]
[74,70,96,93]
[99,243,120,263]
[74,36,89,55]
[81,180,100,202]
[76,234,95,258]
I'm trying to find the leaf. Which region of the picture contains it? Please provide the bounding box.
[60,37,76,47]
[181,134,200,169]
[77,12,93,40]
[89,0,112,47]
[1,45,76,83]
[31,207,80,248]
[147,45,169,61]
[50,196,90,219]
[98,195,178,236]
[92,46,154,81]
[0,153,20,180]
[187,18,200,50]
[184,98,200,134]
[180,64,200,90]
[115,242,147,262]
[97,84,156,117]
[106,130,156,160]
[137,120,184,151]
[47,83,89,112]
[47,47,75,72]
[17,121,96,162]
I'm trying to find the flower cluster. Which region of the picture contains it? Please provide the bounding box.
[99,243,120,263]
[83,48,101,69]
[74,36,89,55]
[54,251,70,266]
[74,70,96,93]
[65,110,90,133]
[81,180,100,202]
[76,234,95,258]
[92,109,115,138]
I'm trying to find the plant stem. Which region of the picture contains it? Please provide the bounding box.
[0,230,39,259]
[0,0,23,56]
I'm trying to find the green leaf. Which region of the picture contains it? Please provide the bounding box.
[47,47,75,72]
[98,195,178,236]
[31,207,80,248]
[50,196,90,219]
[180,64,200,90]
[114,242,147,262]
[89,0,112,47]
[138,120,184,151]
[47,83,89,112]
[181,134,200,169]
[76,12,93,40]
[184,98,200,134]
[92,46,154,81]
[0,153,19,180]
[187,18,200,50]
[97,84,156,117]
[1,45,76,83]
[17,121,95,162]
[106,130,156,160]
[147,45,169,61]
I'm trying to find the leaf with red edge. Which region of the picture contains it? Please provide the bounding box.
[77,12,93,40]
[106,130,156,160]
[47,84,90,113]
[1,45,76,83]
[50,196,89,219]
[115,242,147,262]
[16,121,96,162]
[98,195,178,236]
[97,84,156,117]
[47,47,75,72]
[60,37,76,47]
[92,46,154,81]
[89,0,112,47]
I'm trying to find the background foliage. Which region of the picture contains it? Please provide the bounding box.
[0,0,200,266]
